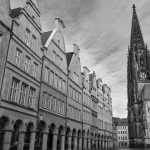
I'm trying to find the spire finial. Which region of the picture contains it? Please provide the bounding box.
[132,4,136,10]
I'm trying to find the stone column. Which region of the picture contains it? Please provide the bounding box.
[96,136,98,149]
[105,139,107,149]
[2,129,12,150]
[17,130,25,150]
[42,132,48,150]
[68,134,72,150]
[88,137,91,149]
[29,131,36,150]
[102,139,104,149]
[73,135,77,150]
[52,131,58,150]
[79,137,82,150]
[60,134,65,150]
[83,136,87,149]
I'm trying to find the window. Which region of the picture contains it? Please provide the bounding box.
[24,56,31,73]
[45,67,49,82]
[53,51,56,63]
[60,58,63,69]
[57,100,61,113]
[52,97,57,111]
[73,72,79,84]
[49,70,54,85]
[47,94,52,110]
[42,92,47,108]
[33,62,38,78]
[54,74,58,88]
[31,35,36,49]
[62,80,66,93]
[10,78,20,102]
[56,54,59,66]
[27,87,36,108]
[68,106,71,117]
[15,48,22,67]
[79,93,81,103]
[73,89,75,99]
[75,91,78,101]
[69,86,73,97]
[24,28,30,46]
[61,102,65,114]
[19,83,28,106]
[58,77,62,91]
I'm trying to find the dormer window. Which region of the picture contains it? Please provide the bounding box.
[24,28,30,46]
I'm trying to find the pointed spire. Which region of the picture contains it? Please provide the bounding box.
[130,4,144,48]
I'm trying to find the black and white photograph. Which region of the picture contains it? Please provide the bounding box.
[0,0,150,150]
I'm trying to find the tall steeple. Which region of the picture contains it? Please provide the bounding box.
[130,4,144,48]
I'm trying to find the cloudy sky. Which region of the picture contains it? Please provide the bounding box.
[37,0,150,118]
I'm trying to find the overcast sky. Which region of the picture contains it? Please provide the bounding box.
[37,0,150,118]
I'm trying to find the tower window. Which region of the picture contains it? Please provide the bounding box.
[140,57,145,65]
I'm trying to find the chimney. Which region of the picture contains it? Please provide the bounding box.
[55,18,65,30]
[73,44,80,58]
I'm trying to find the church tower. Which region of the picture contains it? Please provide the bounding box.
[127,5,150,148]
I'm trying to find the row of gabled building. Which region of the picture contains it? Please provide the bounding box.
[0,0,113,150]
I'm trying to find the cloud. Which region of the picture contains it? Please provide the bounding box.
[37,0,150,118]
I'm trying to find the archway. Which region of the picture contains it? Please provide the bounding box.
[10,119,23,150]
[35,121,46,150]
[98,134,100,149]
[65,127,71,150]
[86,130,90,149]
[71,129,76,150]
[94,133,97,149]
[0,116,8,150]
[23,122,34,150]
[57,125,64,150]
[82,130,85,149]
[104,135,106,148]
[47,123,56,150]
[91,133,93,149]
[77,130,81,149]
[101,135,103,149]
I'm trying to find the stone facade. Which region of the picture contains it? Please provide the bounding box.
[112,118,129,148]
[127,5,150,148]
[0,1,113,150]
[116,119,129,148]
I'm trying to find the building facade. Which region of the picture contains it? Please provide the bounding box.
[117,119,129,148]
[127,5,150,148]
[112,117,119,148]
[0,1,113,150]
[0,1,42,150]
[82,66,92,149]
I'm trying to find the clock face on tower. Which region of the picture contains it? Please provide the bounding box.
[139,72,147,79]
